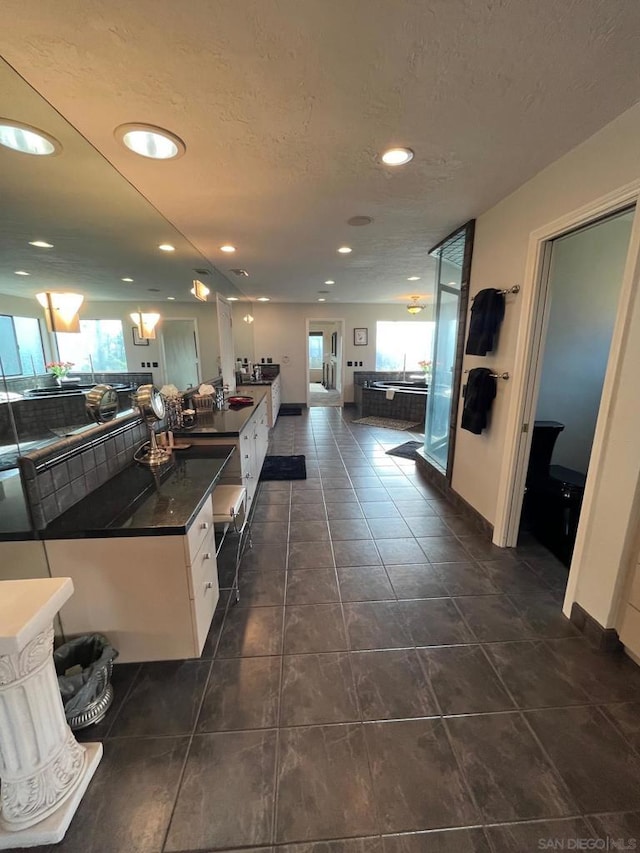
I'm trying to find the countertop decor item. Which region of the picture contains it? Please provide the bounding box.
[133,384,171,466]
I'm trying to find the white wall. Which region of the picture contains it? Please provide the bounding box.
[535,212,633,472]
[241,302,435,404]
[453,101,640,524]
[451,99,640,631]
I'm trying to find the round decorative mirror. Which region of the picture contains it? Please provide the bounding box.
[134,384,166,422]
[86,384,119,423]
[133,384,170,467]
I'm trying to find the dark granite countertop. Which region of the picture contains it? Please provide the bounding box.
[177,388,267,437]
[42,444,236,540]
[237,380,275,386]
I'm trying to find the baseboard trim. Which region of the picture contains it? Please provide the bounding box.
[415,448,493,539]
[569,602,622,652]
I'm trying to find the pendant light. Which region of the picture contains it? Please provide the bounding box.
[130,309,161,340]
[36,292,84,333]
[407,296,426,315]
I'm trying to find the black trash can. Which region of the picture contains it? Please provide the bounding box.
[54,634,118,731]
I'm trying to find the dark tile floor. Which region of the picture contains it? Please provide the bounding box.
[22,409,640,853]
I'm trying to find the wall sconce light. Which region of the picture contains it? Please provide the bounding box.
[191,279,210,301]
[406,296,426,315]
[36,291,84,333]
[243,313,254,324]
[130,310,161,340]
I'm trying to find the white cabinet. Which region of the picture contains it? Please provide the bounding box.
[45,497,219,663]
[269,374,281,425]
[190,395,269,515]
[238,375,281,427]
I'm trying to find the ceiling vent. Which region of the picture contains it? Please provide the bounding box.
[347,215,373,226]
[193,268,210,276]
[229,268,249,277]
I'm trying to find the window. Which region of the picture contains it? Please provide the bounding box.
[0,315,46,376]
[375,321,435,372]
[57,319,127,372]
[309,332,323,369]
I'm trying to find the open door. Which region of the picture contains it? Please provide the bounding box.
[424,221,475,478]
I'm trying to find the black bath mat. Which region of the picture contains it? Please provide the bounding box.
[386,440,422,460]
[260,455,307,481]
[278,405,302,416]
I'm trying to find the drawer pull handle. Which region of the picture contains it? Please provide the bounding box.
[200,522,209,530]
[203,553,212,560]
[204,581,214,590]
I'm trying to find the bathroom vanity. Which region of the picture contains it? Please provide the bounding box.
[42,446,235,662]
[175,388,270,517]
[0,388,271,663]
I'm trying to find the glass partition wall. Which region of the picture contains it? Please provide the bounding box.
[424,221,475,477]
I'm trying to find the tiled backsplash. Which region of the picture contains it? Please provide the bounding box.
[19,414,148,529]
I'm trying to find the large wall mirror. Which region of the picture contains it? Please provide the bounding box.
[0,57,248,551]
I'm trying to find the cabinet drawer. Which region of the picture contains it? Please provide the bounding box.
[186,496,214,564]
[190,534,220,654]
[186,526,216,599]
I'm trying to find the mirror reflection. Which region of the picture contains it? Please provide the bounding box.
[0,57,248,552]
[0,56,249,477]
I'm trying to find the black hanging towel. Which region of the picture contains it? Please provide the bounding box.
[465,288,505,356]
[461,368,496,435]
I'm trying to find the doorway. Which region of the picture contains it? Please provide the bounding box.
[518,209,634,567]
[160,319,200,390]
[306,319,344,407]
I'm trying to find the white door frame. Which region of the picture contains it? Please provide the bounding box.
[305,318,345,407]
[492,179,640,616]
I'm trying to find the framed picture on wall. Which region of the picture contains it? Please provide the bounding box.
[132,326,150,346]
[354,327,368,346]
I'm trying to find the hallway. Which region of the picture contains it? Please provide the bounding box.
[31,408,640,853]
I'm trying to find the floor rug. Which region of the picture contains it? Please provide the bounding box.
[352,416,421,431]
[386,440,423,459]
[278,405,303,416]
[260,455,307,481]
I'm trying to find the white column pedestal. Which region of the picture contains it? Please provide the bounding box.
[0,578,103,849]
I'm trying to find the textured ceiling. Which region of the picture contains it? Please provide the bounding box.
[1,0,639,304]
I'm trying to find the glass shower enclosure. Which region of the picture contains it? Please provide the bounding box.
[424,221,475,476]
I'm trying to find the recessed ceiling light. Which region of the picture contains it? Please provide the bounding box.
[158,244,175,252]
[0,121,60,156]
[227,296,239,301]
[318,298,326,302]
[324,280,335,285]
[257,297,270,302]
[337,247,352,254]
[116,124,185,160]
[167,296,176,301]
[220,245,236,253]
[29,240,54,249]
[381,147,414,166]
[407,276,420,281]
[121,277,134,282]
[14,270,29,276]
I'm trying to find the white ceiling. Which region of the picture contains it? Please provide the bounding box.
[1,0,639,304]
